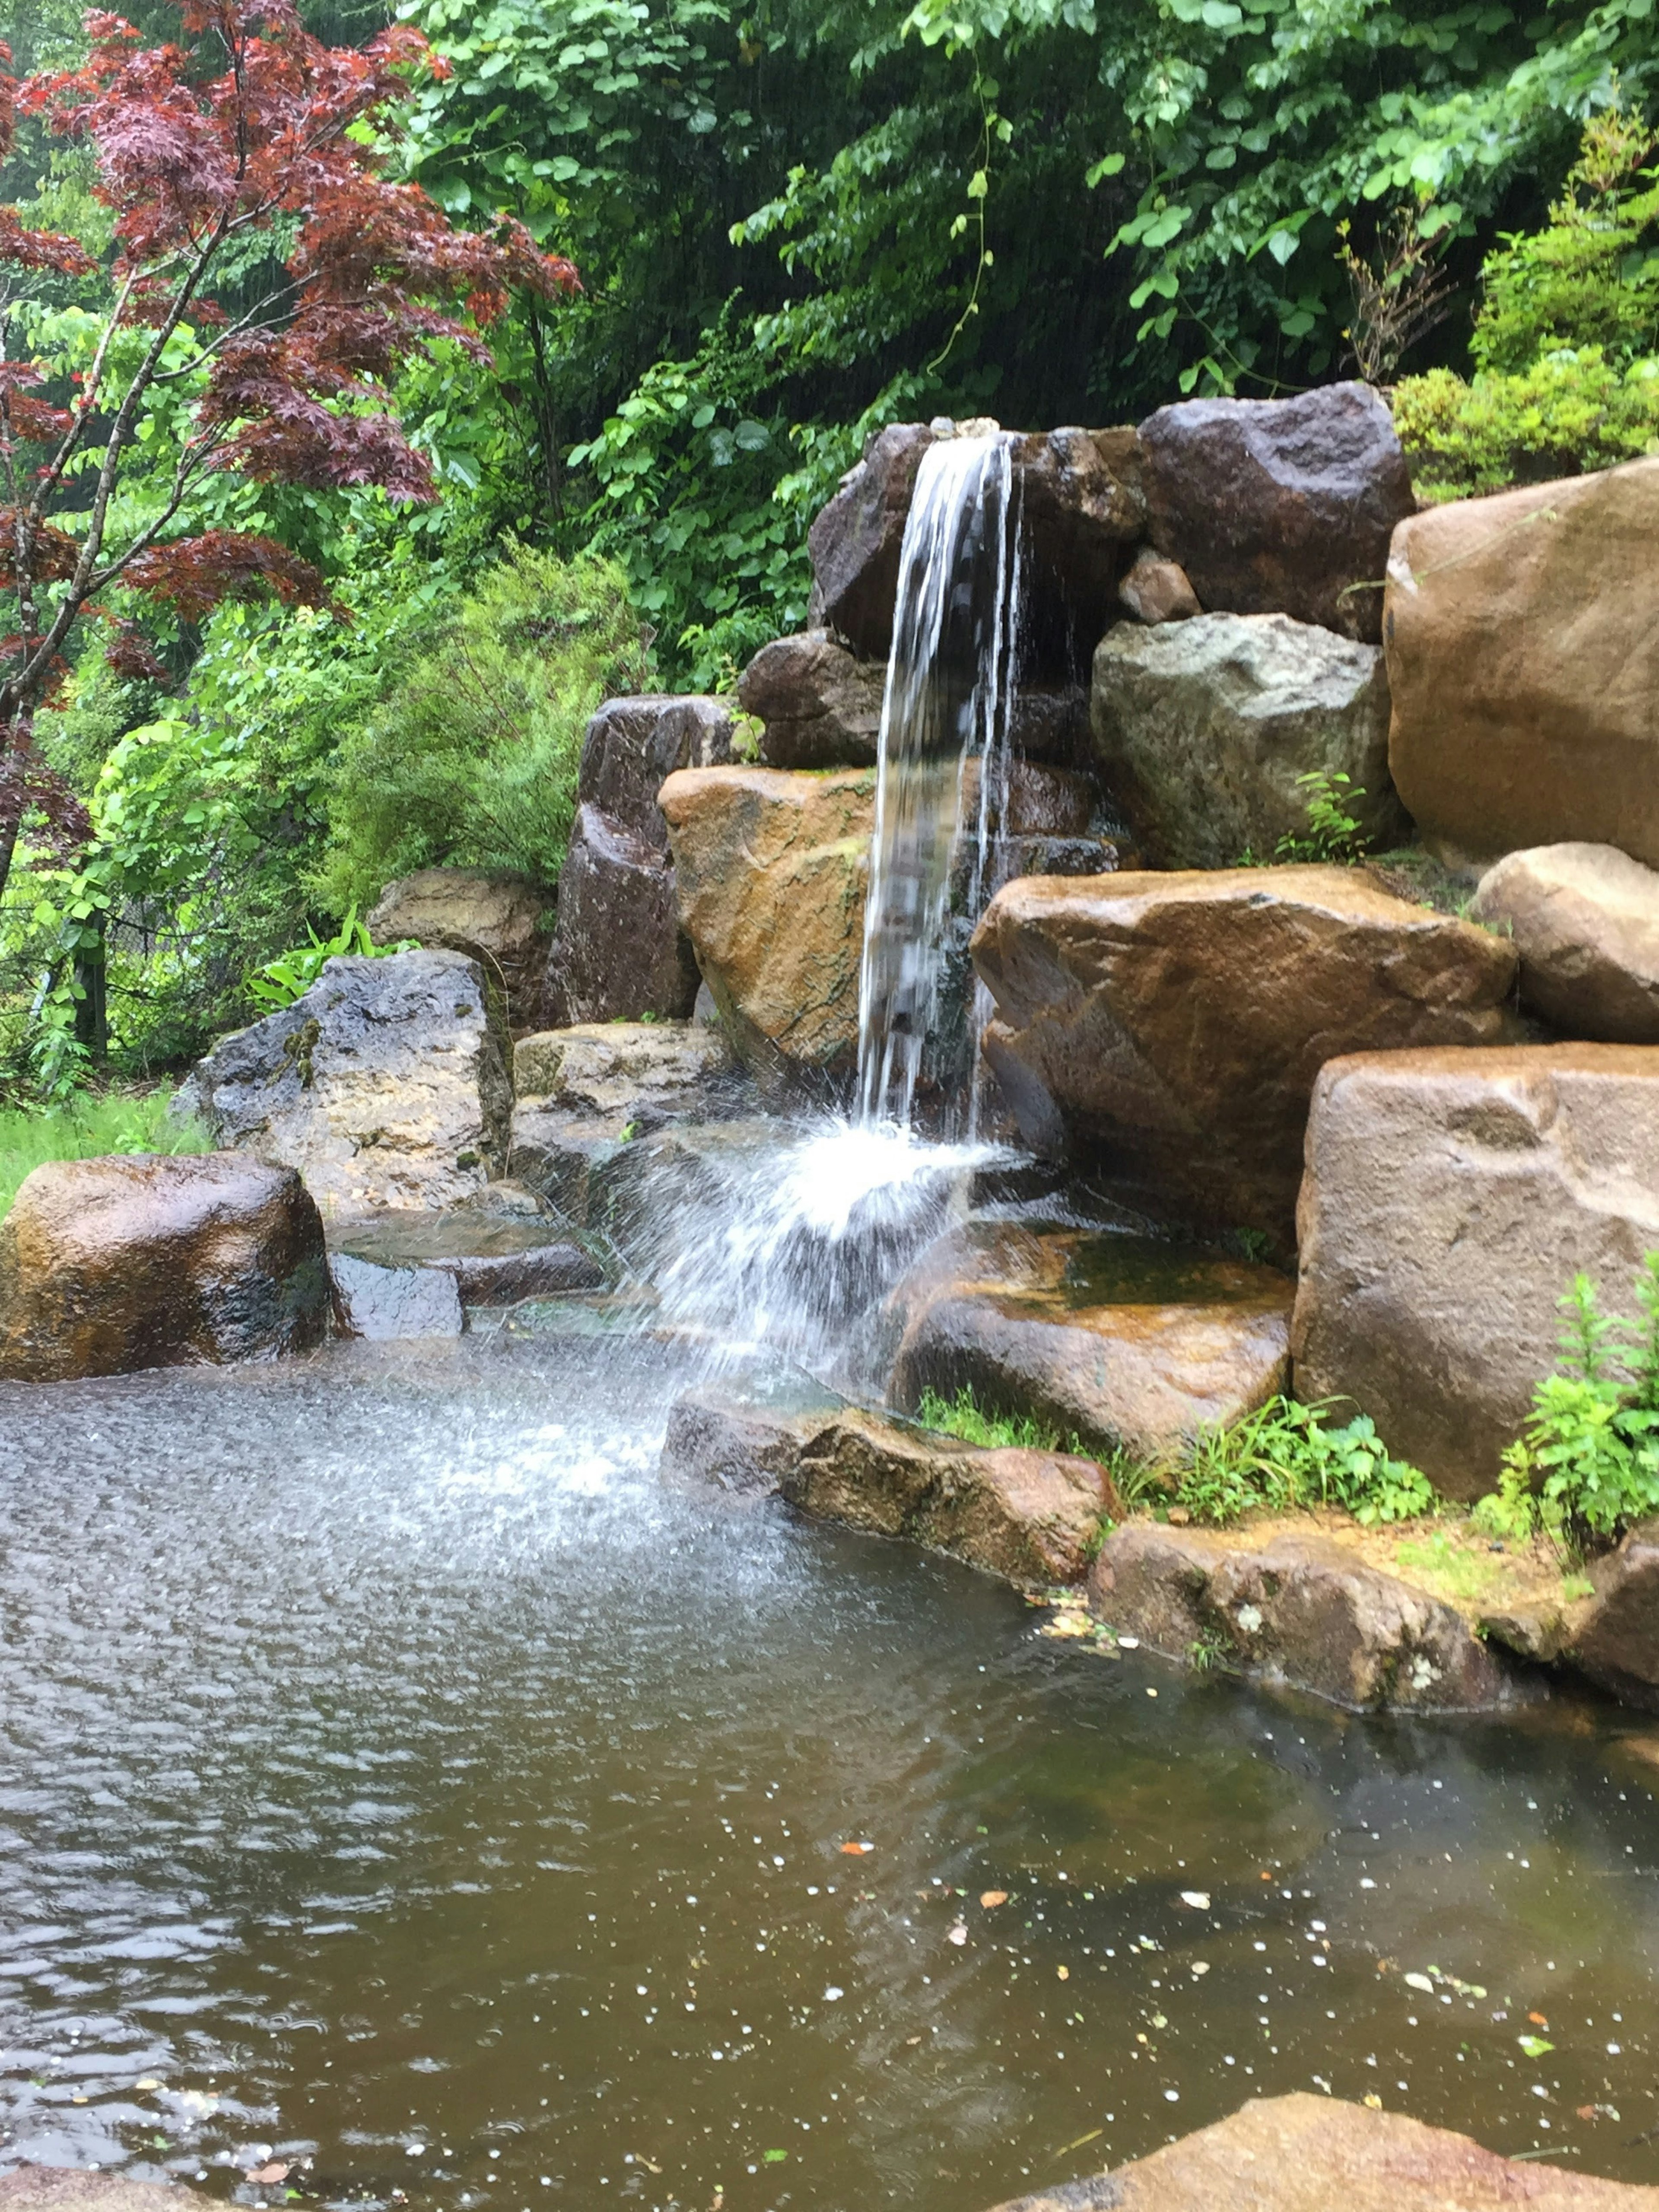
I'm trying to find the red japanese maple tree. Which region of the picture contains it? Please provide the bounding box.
[0,1,578,900]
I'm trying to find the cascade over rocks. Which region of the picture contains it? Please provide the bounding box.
[187,948,511,1219]
[367,868,549,1029]
[543,695,734,1025]
[1089,1522,1527,1712]
[1292,1044,1659,1499]
[1137,381,1414,643]
[739,630,886,769]
[1470,842,1659,1042]
[659,765,875,1082]
[972,866,1517,1252]
[0,1154,329,1381]
[1091,612,1404,869]
[880,1221,1293,1459]
[1385,458,1659,865]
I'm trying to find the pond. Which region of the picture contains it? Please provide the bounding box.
[3,1329,1659,2210]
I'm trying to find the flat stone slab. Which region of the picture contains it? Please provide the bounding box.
[983,2092,1659,2209]
[0,2174,190,2212]
[327,1210,606,1335]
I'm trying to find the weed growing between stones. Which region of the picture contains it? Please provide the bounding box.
[1174,1397,1435,1526]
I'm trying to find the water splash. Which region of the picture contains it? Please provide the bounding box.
[857,434,1023,1132]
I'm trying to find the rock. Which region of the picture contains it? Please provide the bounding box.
[190,948,512,1219]
[1471,842,1659,1042]
[1118,544,1201,624]
[1570,1524,1659,1707]
[784,1407,1118,1585]
[980,2093,1659,2212]
[808,423,938,658]
[1008,682,1093,769]
[542,695,735,1025]
[367,867,550,1027]
[1138,381,1415,642]
[1089,1522,1525,1711]
[328,1247,464,1338]
[659,765,875,1082]
[1091,613,1406,870]
[0,2168,187,2212]
[740,630,887,769]
[1291,1045,1659,1499]
[882,1221,1293,1459]
[660,1384,847,1494]
[331,1211,604,1300]
[1385,459,1659,866]
[973,866,1517,1253]
[0,1154,329,1381]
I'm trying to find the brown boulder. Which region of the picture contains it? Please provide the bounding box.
[982,2093,1659,2212]
[739,630,886,769]
[660,1386,845,1494]
[367,867,549,1027]
[1138,382,1414,642]
[1471,842,1659,1042]
[1291,1045,1659,1498]
[659,765,874,1080]
[1385,459,1659,866]
[1089,1522,1524,1711]
[883,1220,1293,1459]
[542,695,734,1025]
[1570,1523,1659,1708]
[1118,544,1201,624]
[0,1153,329,1380]
[972,866,1517,1252]
[784,1407,1117,1586]
[807,423,937,657]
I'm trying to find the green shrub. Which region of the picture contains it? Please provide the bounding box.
[315,543,655,913]
[1474,1261,1659,1558]
[1178,1397,1435,1528]
[246,908,417,1011]
[1273,771,1369,865]
[0,1087,209,1220]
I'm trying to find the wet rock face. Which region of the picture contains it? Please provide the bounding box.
[807,423,937,658]
[1471,842,1659,1042]
[1117,544,1200,625]
[739,630,886,769]
[660,1388,847,1495]
[367,868,550,1029]
[660,765,875,1083]
[327,1211,604,1337]
[0,1153,329,1381]
[542,695,734,1025]
[1089,1523,1523,1712]
[188,948,512,1219]
[881,1221,1293,1460]
[1571,1524,1659,1708]
[1092,612,1405,870]
[1386,459,1659,867]
[1291,1046,1659,1499]
[1139,382,1414,643]
[972,867,1517,1254]
[982,2092,1659,2212]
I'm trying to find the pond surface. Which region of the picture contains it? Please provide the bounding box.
[3,1331,1659,2211]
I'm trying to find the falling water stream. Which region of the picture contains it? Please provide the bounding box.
[5,439,1659,2212]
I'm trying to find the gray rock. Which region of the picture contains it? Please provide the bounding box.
[1138,381,1414,642]
[1092,612,1406,869]
[332,1211,604,1302]
[1008,683,1093,768]
[660,1386,846,1494]
[1291,1045,1659,1497]
[807,423,938,658]
[1118,544,1201,624]
[740,630,886,769]
[0,1153,330,1381]
[1471,842,1659,1042]
[368,867,550,1027]
[328,1248,464,1338]
[1568,1522,1659,1708]
[542,696,734,1026]
[190,949,511,1220]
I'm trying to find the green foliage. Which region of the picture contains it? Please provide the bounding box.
[0,1087,209,1220]
[916,1381,1072,1451]
[1473,1259,1659,1557]
[315,543,655,912]
[1177,1397,1435,1526]
[247,909,418,1012]
[1395,104,1659,496]
[1274,771,1369,864]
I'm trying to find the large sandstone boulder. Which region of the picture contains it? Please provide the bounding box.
[1471,842,1659,1042]
[1138,383,1414,642]
[542,695,734,1025]
[982,2093,1659,2212]
[659,765,874,1081]
[972,867,1517,1252]
[0,1153,329,1380]
[1385,459,1659,866]
[1088,1522,1523,1711]
[189,948,511,1219]
[1291,1045,1659,1497]
[1092,612,1405,869]
[367,868,549,1028]
[739,630,886,769]
[881,1220,1293,1458]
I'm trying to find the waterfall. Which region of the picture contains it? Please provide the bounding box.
[856,433,1023,1131]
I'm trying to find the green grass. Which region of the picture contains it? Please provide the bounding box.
[915,1384,1072,1454]
[0,1088,210,1220]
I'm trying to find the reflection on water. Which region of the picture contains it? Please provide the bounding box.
[3,1335,1659,2211]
